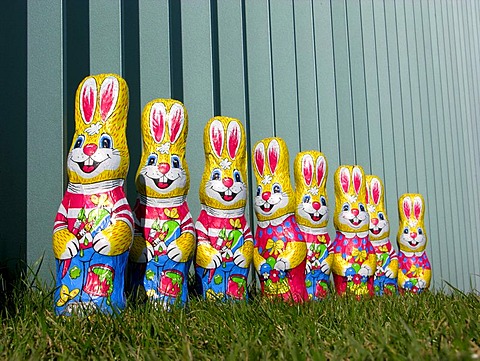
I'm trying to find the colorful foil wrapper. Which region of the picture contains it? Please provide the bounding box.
[128,99,196,306]
[252,138,308,302]
[53,74,133,315]
[397,193,431,293]
[294,150,332,300]
[195,117,253,300]
[365,175,398,295]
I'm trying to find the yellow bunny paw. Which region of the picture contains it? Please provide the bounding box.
[53,229,79,260]
[233,241,253,268]
[129,234,149,262]
[168,231,196,262]
[196,243,222,269]
[93,221,132,256]
[278,241,307,270]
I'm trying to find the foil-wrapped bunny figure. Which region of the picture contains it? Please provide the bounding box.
[53,74,133,315]
[128,99,196,306]
[294,151,333,300]
[365,175,398,295]
[331,165,376,297]
[397,193,431,294]
[252,138,308,302]
[195,117,253,300]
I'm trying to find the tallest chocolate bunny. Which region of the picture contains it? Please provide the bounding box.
[53,74,133,315]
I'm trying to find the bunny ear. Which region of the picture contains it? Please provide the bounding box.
[403,197,412,219]
[352,167,362,195]
[339,167,350,194]
[254,143,265,176]
[80,77,97,124]
[267,139,280,174]
[413,196,423,220]
[365,181,370,203]
[150,102,167,143]
[226,121,242,159]
[209,120,224,158]
[99,76,119,122]
[316,156,326,187]
[301,155,314,186]
[371,178,381,205]
[168,103,185,143]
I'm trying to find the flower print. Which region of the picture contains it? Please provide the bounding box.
[352,248,367,263]
[353,274,362,285]
[266,239,284,256]
[270,270,280,283]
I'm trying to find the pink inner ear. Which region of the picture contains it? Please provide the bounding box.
[302,155,313,186]
[403,198,412,218]
[99,77,119,122]
[80,78,97,124]
[210,120,224,158]
[150,103,166,143]
[316,156,326,187]
[168,103,184,143]
[372,179,381,205]
[267,140,280,174]
[227,121,241,159]
[414,197,422,220]
[340,168,350,193]
[353,167,362,195]
[254,143,265,176]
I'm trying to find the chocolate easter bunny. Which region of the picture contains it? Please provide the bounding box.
[294,151,333,300]
[128,99,196,306]
[53,74,133,315]
[365,175,398,295]
[252,138,308,302]
[331,165,376,297]
[397,193,431,293]
[195,117,253,300]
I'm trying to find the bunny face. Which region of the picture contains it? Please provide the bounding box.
[333,165,369,233]
[365,175,390,241]
[397,193,427,252]
[294,151,329,228]
[253,137,294,222]
[136,99,189,198]
[199,117,248,210]
[67,74,129,184]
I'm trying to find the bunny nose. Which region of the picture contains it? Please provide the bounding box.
[83,143,98,156]
[262,192,271,201]
[410,232,417,239]
[351,208,359,217]
[371,218,379,226]
[222,177,233,188]
[312,201,321,210]
[158,162,170,174]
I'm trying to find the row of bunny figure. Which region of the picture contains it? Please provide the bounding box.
[52,74,430,315]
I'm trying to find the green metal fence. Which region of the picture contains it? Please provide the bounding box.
[1,0,479,292]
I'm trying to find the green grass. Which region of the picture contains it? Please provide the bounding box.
[1,281,479,360]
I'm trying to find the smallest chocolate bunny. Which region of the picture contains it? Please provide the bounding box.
[397,193,431,294]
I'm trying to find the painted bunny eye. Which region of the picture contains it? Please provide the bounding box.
[74,135,85,149]
[233,170,242,183]
[303,195,311,203]
[342,203,350,212]
[403,227,409,234]
[273,183,282,194]
[359,203,366,212]
[418,228,423,235]
[171,155,181,169]
[147,154,158,166]
[211,169,221,181]
[378,212,385,221]
[256,186,262,196]
[99,134,113,149]
[320,196,327,206]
